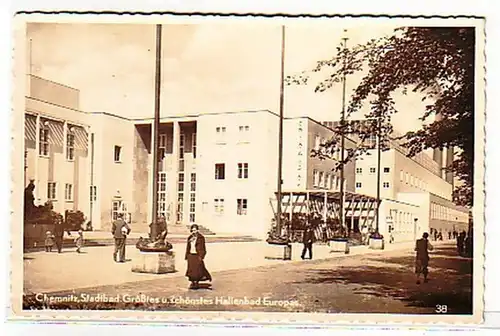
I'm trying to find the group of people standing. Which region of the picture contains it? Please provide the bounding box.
[110,214,212,290]
[44,219,84,254]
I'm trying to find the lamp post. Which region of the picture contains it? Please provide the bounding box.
[150,24,162,240]
[276,25,286,238]
[339,30,348,236]
[375,114,382,234]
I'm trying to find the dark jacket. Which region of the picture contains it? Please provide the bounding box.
[54,222,71,238]
[111,219,130,239]
[302,228,315,244]
[185,233,207,260]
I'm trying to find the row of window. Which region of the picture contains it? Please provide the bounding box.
[399,170,429,191]
[215,125,251,144]
[356,167,391,174]
[46,182,74,201]
[312,170,342,190]
[215,163,249,180]
[214,198,248,215]
[431,203,468,222]
[216,125,250,133]
[355,182,390,189]
[38,124,77,161]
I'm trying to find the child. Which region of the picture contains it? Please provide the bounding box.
[45,231,55,252]
[74,229,84,253]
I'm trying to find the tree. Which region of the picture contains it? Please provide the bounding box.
[287,27,475,207]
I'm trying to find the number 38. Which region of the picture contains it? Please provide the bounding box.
[436,305,448,313]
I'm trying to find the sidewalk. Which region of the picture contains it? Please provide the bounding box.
[23,239,449,295]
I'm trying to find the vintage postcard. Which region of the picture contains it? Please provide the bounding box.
[9,13,485,325]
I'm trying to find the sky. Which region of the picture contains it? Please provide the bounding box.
[26,22,430,134]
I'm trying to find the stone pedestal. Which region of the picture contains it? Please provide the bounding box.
[330,240,350,254]
[265,243,292,260]
[131,250,176,274]
[369,238,385,250]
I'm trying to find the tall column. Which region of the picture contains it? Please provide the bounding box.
[147,121,155,224]
[433,113,444,178]
[445,146,454,184]
[172,121,180,225]
[34,114,40,203]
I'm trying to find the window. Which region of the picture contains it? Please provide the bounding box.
[369,167,376,174]
[314,135,321,150]
[238,163,249,179]
[356,167,363,174]
[190,173,196,192]
[158,172,167,219]
[216,126,227,144]
[313,169,319,187]
[191,133,197,158]
[325,174,331,189]
[405,172,409,184]
[355,182,362,188]
[159,134,167,159]
[238,125,250,143]
[383,167,390,173]
[89,186,97,202]
[66,132,75,161]
[112,201,120,221]
[383,182,390,188]
[114,146,122,162]
[179,173,185,182]
[215,163,225,180]
[64,183,73,201]
[331,175,336,190]
[400,170,404,182]
[319,172,324,188]
[214,198,225,214]
[47,182,56,200]
[39,125,49,156]
[237,198,248,215]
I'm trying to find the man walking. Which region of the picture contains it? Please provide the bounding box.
[112,213,131,263]
[415,232,433,284]
[301,224,315,260]
[54,215,71,253]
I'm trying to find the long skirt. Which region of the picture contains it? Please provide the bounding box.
[186,254,212,282]
[415,257,429,275]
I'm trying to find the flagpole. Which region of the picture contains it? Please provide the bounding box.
[151,24,162,239]
[276,25,286,237]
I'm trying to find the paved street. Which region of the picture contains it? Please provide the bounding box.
[23,241,472,314]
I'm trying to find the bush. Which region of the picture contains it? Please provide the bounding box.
[370,232,384,239]
[65,210,85,231]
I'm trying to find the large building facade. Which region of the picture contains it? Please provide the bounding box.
[24,76,469,241]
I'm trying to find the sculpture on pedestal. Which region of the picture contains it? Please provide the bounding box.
[136,216,173,252]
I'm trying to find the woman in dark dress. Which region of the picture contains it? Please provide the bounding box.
[185,224,212,289]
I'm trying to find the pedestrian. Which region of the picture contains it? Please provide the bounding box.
[448,231,452,240]
[44,230,55,252]
[301,224,314,260]
[433,229,438,241]
[74,229,84,253]
[185,224,212,289]
[53,216,71,253]
[438,230,443,241]
[415,232,434,284]
[321,222,328,244]
[457,231,466,256]
[111,212,130,263]
[361,225,369,245]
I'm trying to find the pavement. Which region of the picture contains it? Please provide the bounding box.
[23,241,472,314]
[25,238,433,294]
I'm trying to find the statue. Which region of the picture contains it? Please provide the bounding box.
[24,180,36,220]
[136,216,172,252]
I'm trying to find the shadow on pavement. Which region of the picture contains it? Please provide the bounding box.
[298,245,473,314]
